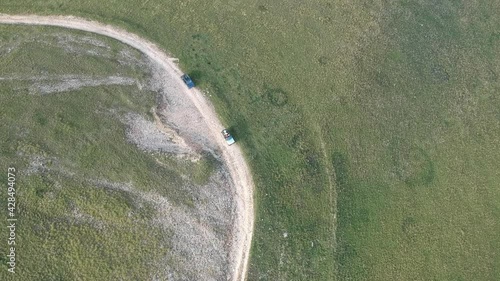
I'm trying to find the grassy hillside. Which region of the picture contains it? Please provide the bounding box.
[0,26,222,280]
[2,1,500,280]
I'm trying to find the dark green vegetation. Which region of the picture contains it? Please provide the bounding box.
[0,26,216,280]
[2,1,500,280]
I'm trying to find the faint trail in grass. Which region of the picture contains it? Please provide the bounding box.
[0,74,136,94]
[316,124,338,277]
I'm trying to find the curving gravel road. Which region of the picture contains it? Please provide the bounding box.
[0,14,254,281]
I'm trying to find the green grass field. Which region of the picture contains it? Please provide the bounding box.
[1,1,500,280]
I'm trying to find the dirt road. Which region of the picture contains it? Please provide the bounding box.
[0,14,254,281]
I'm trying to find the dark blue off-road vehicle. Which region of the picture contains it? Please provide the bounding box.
[181,74,195,89]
